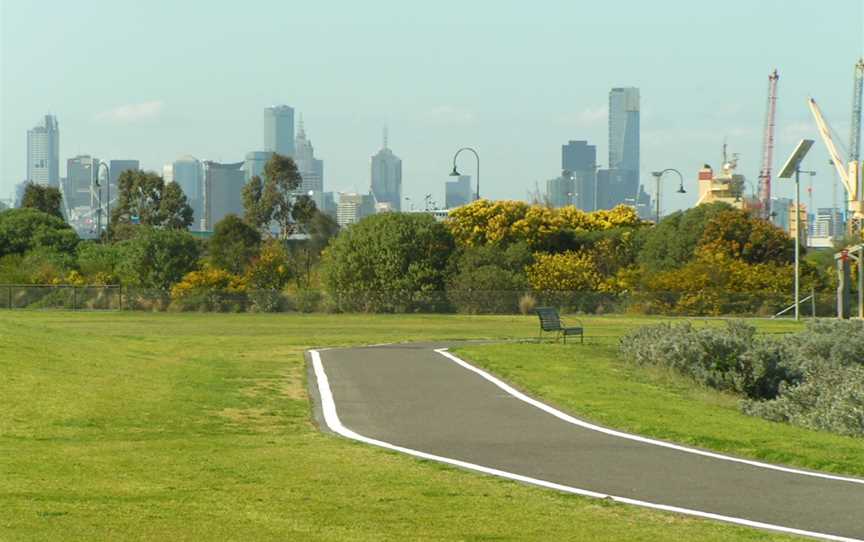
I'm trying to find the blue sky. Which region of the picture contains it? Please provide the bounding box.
[1,0,862,211]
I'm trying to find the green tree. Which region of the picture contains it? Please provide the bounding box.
[115,227,200,291]
[699,208,794,265]
[637,202,734,272]
[0,208,78,257]
[208,214,262,274]
[111,170,193,231]
[20,183,64,219]
[291,210,339,288]
[446,242,533,313]
[321,213,455,312]
[241,154,308,238]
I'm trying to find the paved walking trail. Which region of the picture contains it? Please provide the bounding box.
[309,343,864,541]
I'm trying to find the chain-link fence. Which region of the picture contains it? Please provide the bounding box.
[0,284,849,318]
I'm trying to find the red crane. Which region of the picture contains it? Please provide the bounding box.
[758,69,779,220]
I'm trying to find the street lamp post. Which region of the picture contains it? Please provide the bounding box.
[650,168,687,223]
[450,147,480,201]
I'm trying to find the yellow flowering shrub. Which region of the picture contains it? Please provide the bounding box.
[171,265,246,300]
[526,251,603,292]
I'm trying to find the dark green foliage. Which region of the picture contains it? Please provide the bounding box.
[446,242,532,313]
[291,210,339,288]
[321,213,455,312]
[20,183,64,219]
[241,154,304,237]
[115,227,200,291]
[208,214,261,274]
[0,208,78,257]
[76,242,123,284]
[621,320,864,436]
[636,202,732,272]
[111,170,193,231]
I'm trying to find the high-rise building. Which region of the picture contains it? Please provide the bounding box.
[445,175,473,209]
[162,163,175,184]
[596,168,639,210]
[27,115,60,187]
[546,173,576,208]
[608,87,640,173]
[561,140,597,211]
[336,192,376,227]
[202,161,245,231]
[264,105,295,157]
[370,131,402,211]
[173,156,203,225]
[65,155,100,209]
[244,151,273,183]
[294,117,324,193]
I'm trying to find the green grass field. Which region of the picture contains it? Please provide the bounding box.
[0,312,839,541]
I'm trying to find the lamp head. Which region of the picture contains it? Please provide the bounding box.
[450,166,460,177]
[677,185,687,194]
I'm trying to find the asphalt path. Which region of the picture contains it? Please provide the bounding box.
[308,343,864,541]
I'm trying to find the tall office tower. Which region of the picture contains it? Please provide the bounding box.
[561,140,597,211]
[65,155,100,209]
[293,117,324,193]
[445,175,473,209]
[27,115,60,187]
[370,130,402,211]
[108,160,139,203]
[201,161,245,231]
[609,87,640,172]
[173,156,203,225]
[264,105,295,157]
[244,151,273,182]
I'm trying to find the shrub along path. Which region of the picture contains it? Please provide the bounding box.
[313,342,864,541]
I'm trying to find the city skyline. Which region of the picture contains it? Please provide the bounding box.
[2,1,863,212]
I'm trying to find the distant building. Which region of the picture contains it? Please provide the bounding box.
[174,156,204,225]
[244,151,273,183]
[407,208,452,222]
[336,192,376,227]
[14,181,27,207]
[562,140,597,211]
[294,117,324,193]
[812,207,844,239]
[608,88,639,174]
[445,175,473,209]
[65,155,100,210]
[202,161,245,231]
[320,191,337,218]
[546,173,576,208]
[596,168,639,210]
[370,131,402,211]
[789,203,808,246]
[264,105,295,157]
[772,197,792,232]
[27,115,60,188]
[162,163,174,184]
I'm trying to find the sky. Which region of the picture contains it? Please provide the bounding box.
[1,0,863,212]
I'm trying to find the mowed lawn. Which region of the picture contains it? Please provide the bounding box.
[0,311,825,541]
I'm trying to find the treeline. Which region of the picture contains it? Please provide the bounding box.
[1,160,857,314]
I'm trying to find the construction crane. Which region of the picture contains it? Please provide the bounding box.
[758,69,779,220]
[851,58,863,163]
[808,96,862,234]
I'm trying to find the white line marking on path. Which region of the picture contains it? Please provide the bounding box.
[309,349,863,542]
[434,348,864,486]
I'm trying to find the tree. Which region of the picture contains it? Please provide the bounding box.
[115,227,200,291]
[0,208,79,257]
[111,170,193,231]
[242,175,272,233]
[20,183,63,219]
[208,214,261,274]
[446,242,533,313]
[321,213,455,312]
[291,210,339,288]
[241,154,306,237]
[698,208,794,265]
[637,202,734,272]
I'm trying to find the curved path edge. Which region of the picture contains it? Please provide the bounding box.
[308,346,863,542]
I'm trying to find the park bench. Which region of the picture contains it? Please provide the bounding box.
[535,307,584,344]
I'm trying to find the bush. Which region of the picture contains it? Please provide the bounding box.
[115,227,200,291]
[518,294,537,315]
[620,320,864,436]
[321,213,454,313]
[208,214,261,274]
[294,289,322,313]
[0,208,79,257]
[170,265,247,312]
[446,243,531,314]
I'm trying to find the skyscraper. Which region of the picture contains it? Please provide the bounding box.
[244,151,273,183]
[108,160,139,204]
[445,175,473,209]
[608,87,640,172]
[202,161,245,231]
[293,117,324,193]
[561,140,597,211]
[27,115,60,187]
[65,155,100,209]
[370,130,402,211]
[263,105,295,157]
[173,156,203,225]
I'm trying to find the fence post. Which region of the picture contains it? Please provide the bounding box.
[811,288,816,319]
[6,286,10,310]
[72,286,77,311]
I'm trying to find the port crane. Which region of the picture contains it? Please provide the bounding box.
[758,70,779,220]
